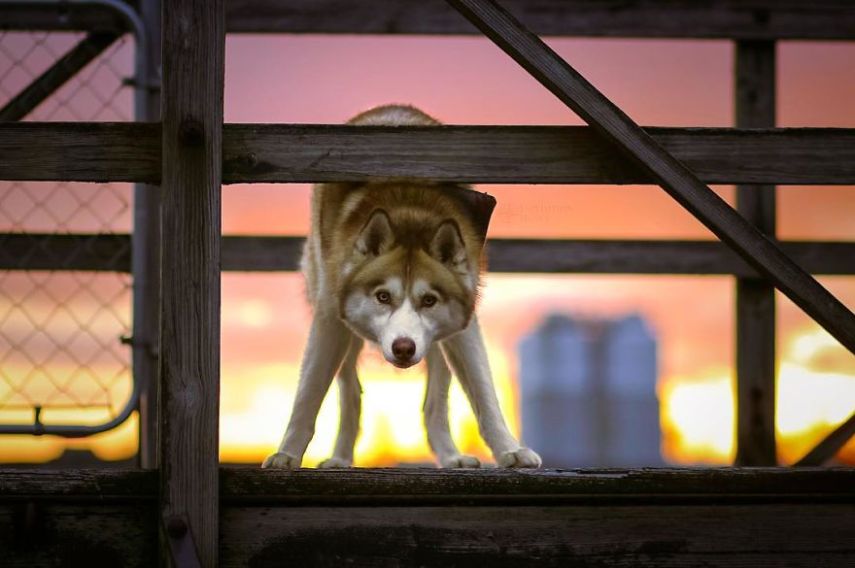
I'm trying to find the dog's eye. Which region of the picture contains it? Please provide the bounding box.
[422,294,438,308]
[375,290,391,304]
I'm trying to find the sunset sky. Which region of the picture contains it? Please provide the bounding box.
[0,32,853,466]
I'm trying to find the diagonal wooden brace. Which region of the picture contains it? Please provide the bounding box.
[447,0,855,353]
[0,32,119,122]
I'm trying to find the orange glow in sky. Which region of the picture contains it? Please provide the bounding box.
[1,34,853,466]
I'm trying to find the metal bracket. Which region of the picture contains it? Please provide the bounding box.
[163,514,201,568]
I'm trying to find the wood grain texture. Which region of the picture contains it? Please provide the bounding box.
[221,467,855,504]
[223,125,855,185]
[0,2,131,32]
[159,0,224,566]
[1,468,851,566]
[4,123,855,185]
[4,0,854,39]
[734,40,778,467]
[2,467,852,501]
[0,503,157,567]
[221,504,855,567]
[223,0,855,40]
[447,0,855,354]
[0,122,160,183]
[3,233,854,276]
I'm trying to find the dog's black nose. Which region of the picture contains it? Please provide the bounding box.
[392,337,416,361]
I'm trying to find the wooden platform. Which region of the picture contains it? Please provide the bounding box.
[1,467,853,566]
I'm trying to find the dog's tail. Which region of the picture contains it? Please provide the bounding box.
[348,104,440,126]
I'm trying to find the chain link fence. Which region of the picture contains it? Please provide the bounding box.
[0,30,136,434]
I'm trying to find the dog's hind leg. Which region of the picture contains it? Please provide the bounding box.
[441,316,542,468]
[263,313,352,469]
[319,336,363,468]
[423,345,481,468]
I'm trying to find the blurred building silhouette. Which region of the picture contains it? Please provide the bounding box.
[519,313,663,467]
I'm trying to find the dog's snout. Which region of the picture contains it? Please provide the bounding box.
[392,337,416,362]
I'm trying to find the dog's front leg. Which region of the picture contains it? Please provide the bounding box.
[441,317,542,468]
[424,345,480,468]
[263,313,352,469]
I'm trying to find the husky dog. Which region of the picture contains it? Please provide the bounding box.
[263,105,541,469]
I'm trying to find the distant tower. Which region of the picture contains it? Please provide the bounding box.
[519,313,662,467]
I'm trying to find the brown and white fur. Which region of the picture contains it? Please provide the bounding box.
[262,105,541,469]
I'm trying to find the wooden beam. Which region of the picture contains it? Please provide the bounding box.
[0,122,160,183]
[223,0,855,40]
[734,40,778,467]
[1,468,852,567]
[159,0,224,566]
[3,1,854,40]
[2,233,854,276]
[1,467,853,502]
[4,123,855,185]
[0,32,119,122]
[446,0,855,354]
[0,2,132,33]
[795,412,855,467]
[223,125,855,185]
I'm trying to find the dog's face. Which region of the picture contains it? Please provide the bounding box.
[340,210,476,368]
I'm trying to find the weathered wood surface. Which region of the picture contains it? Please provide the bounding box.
[4,123,855,185]
[0,469,156,500]
[2,467,853,502]
[0,33,119,122]
[447,0,855,354]
[0,503,157,567]
[1,468,852,567]
[734,40,778,467]
[159,0,224,566]
[0,122,160,183]
[221,467,855,504]
[223,0,855,40]
[4,0,854,40]
[0,2,131,33]
[3,233,854,277]
[221,504,855,567]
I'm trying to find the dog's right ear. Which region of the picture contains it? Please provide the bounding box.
[355,209,394,256]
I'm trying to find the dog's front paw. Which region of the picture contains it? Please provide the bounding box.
[317,456,352,469]
[498,448,542,469]
[440,454,481,469]
[262,451,302,469]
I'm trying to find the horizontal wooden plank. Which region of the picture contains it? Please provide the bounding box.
[0,469,156,501]
[222,504,855,567]
[0,503,157,567]
[4,0,854,40]
[2,468,852,567]
[3,233,854,276]
[0,2,134,33]
[2,467,852,503]
[0,123,160,184]
[0,233,131,271]
[221,467,855,505]
[224,0,855,40]
[223,125,855,185]
[3,123,855,185]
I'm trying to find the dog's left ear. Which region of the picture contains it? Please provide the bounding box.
[429,220,468,271]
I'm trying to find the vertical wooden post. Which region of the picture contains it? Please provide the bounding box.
[137,0,162,470]
[159,0,224,565]
[734,40,777,466]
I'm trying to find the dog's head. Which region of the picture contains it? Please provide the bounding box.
[339,209,478,368]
